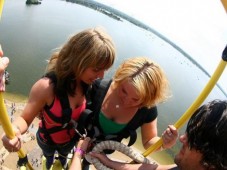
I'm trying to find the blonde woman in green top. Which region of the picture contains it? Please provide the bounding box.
[85,57,178,155]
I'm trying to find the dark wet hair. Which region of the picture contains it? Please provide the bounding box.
[186,100,227,170]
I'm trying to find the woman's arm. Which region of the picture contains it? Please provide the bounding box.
[90,152,177,170]
[15,78,53,133]
[141,118,159,149]
[90,152,178,170]
[69,137,91,170]
[1,78,53,152]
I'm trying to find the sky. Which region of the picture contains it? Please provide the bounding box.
[97,0,227,94]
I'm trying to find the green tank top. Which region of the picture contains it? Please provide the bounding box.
[99,111,127,135]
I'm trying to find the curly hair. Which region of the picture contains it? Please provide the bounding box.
[186,100,227,170]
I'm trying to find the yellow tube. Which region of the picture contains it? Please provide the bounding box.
[20,166,27,170]
[142,1,227,158]
[175,60,226,129]
[0,0,4,19]
[142,59,227,157]
[0,2,33,169]
[221,0,227,12]
[0,93,34,170]
[0,1,33,164]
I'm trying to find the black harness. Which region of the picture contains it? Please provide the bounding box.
[79,79,157,152]
[38,73,77,145]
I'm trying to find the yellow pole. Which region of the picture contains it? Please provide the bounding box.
[140,0,227,157]
[221,0,227,12]
[0,1,33,169]
[142,58,227,157]
[141,1,227,157]
[0,94,34,170]
[0,0,4,20]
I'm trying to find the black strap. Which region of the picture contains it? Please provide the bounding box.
[77,109,93,134]
[41,92,72,127]
[40,116,55,145]
[39,72,73,144]
[43,106,63,124]
[118,108,150,146]
[92,79,112,114]
[119,130,137,147]
[80,79,111,138]
[83,79,146,147]
[83,79,138,146]
[59,90,72,128]
[39,124,72,135]
[17,155,28,166]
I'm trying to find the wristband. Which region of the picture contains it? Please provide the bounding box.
[74,148,85,156]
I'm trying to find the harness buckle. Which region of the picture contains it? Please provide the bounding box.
[75,128,87,139]
[62,123,68,129]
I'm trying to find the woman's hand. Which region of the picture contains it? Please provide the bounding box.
[74,137,91,158]
[1,126,22,152]
[69,137,91,170]
[162,125,178,149]
[0,45,9,91]
[89,152,112,167]
[76,137,91,153]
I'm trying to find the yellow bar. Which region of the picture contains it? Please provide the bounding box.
[0,93,34,170]
[0,1,33,169]
[0,0,4,20]
[175,60,226,129]
[142,1,227,157]
[0,93,15,137]
[221,0,227,12]
[141,59,227,157]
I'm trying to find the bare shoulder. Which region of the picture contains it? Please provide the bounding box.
[32,77,53,91]
[29,77,54,102]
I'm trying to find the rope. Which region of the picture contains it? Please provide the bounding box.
[85,140,157,170]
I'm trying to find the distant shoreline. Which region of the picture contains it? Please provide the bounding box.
[71,0,227,97]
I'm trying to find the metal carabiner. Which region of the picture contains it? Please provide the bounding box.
[75,128,87,139]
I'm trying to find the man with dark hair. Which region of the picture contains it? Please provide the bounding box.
[90,99,227,170]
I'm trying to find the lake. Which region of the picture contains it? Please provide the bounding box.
[0,0,226,165]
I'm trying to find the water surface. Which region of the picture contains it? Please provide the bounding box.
[0,0,226,164]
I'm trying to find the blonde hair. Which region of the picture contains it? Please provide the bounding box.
[113,57,171,108]
[46,27,116,95]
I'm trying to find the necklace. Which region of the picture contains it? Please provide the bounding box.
[116,104,120,109]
